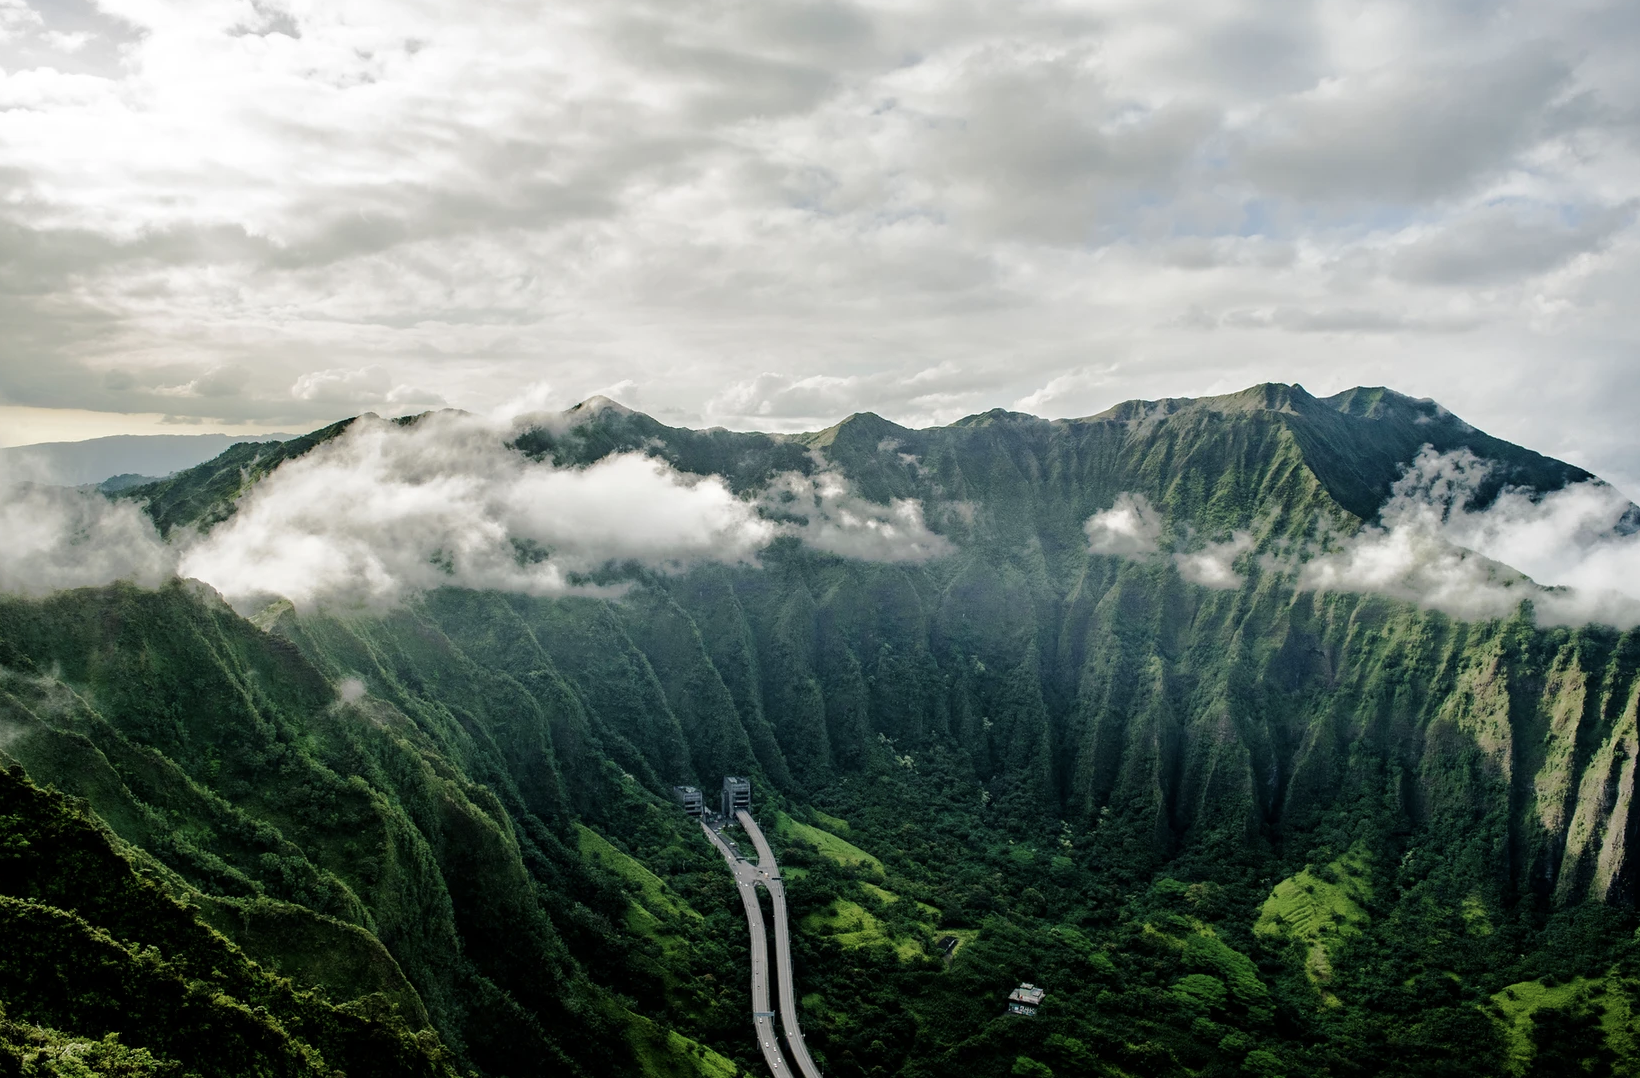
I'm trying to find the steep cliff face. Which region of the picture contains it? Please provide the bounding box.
[4,383,1637,1077]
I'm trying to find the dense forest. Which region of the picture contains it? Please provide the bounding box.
[3,384,1638,1077]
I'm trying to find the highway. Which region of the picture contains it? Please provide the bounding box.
[700,820,790,1078]
[736,810,823,1078]
[701,813,823,1078]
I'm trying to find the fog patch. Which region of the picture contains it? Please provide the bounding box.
[1084,493,1253,589]
[179,411,780,609]
[764,465,954,563]
[1294,447,1640,627]
[1085,493,1165,556]
[0,471,175,596]
[1176,533,1256,590]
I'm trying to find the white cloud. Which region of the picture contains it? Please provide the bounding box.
[290,366,389,403]
[764,462,953,563]
[163,409,953,609]
[0,401,958,608]
[0,478,174,595]
[1084,492,1164,557]
[177,411,781,608]
[39,30,93,53]
[1083,491,1252,588]
[1175,532,1255,590]
[0,0,40,44]
[1013,365,1119,416]
[1294,447,1640,627]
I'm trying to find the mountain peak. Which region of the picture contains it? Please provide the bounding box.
[804,411,912,449]
[949,407,1045,428]
[570,395,638,416]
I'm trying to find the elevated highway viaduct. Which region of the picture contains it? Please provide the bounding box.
[700,812,823,1078]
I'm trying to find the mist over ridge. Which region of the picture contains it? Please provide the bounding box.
[2,379,1637,627]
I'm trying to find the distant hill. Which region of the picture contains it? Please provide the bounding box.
[0,432,295,486]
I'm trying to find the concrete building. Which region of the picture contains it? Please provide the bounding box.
[1007,984,1045,1016]
[672,786,705,817]
[721,776,751,818]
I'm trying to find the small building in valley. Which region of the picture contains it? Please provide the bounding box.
[1007,984,1045,1016]
[672,786,705,817]
[721,776,752,818]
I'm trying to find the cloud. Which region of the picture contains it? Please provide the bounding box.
[1238,51,1572,204]
[1084,492,1165,557]
[166,409,954,608]
[288,367,387,404]
[0,477,174,595]
[763,463,954,563]
[1175,532,1255,590]
[1293,447,1640,627]
[1013,366,1119,416]
[0,0,1638,495]
[288,366,446,411]
[1389,202,1634,285]
[0,401,958,608]
[39,30,93,53]
[0,0,40,44]
[1083,491,1250,588]
[177,411,781,609]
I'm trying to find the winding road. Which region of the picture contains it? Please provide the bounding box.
[700,813,823,1078]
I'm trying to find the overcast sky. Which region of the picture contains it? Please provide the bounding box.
[1,0,1637,490]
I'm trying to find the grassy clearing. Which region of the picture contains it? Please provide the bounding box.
[775,811,884,877]
[1461,894,1493,936]
[623,1011,739,1078]
[1253,844,1371,988]
[803,898,924,960]
[810,809,851,834]
[576,824,700,923]
[861,882,899,905]
[1490,973,1638,1075]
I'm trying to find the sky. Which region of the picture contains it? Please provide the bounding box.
[1,0,1637,492]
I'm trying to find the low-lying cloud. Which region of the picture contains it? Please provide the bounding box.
[1083,492,1253,589]
[0,410,956,610]
[177,412,781,608]
[0,475,173,596]
[1085,458,1640,627]
[1295,448,1640,627]
[765,464,954,564]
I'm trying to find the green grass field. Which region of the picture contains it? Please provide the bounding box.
[1490,973,1638,1074]
[1254,845,1372,987]
[576,823,701,925]
[774,811,884,877]
[802,898,924,960]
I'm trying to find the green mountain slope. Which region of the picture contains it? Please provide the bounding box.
[3,383,1637,1077]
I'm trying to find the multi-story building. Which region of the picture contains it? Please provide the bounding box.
[721,776,751,818]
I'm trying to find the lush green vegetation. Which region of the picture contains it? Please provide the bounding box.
[3,384,1637,1076]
